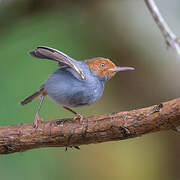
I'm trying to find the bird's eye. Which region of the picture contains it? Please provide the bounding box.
[100,63,106,68]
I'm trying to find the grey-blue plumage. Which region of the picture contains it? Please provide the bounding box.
[20,46,134,128]
[44,65,104,107]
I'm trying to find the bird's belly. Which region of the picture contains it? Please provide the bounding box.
[47,86,102,107]
[45,72,103,107]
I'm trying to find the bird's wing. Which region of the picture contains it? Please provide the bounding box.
[29,46,85,80]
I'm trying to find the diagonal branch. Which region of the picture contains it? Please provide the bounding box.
[0,98,180,154]
[144,0,180,56]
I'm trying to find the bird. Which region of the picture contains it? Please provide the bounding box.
[20,46,134,128]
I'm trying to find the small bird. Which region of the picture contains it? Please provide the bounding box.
[20,46,134,128]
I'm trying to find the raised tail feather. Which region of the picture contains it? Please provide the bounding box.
[29,46,59,61]
[20,88,44,105]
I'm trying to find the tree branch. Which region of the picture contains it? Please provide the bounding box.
[0,98,180,154]
[144,0,180,56]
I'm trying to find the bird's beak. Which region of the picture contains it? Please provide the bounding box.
[109,66,135,72]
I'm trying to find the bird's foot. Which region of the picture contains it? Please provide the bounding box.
[33,114,43,128]
[74,113,83,123]
[63,106,83,123]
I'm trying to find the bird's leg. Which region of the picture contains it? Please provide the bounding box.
[63,106,83,123]
[34,95,45,128]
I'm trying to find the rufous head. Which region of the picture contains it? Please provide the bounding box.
[86,57,134,81]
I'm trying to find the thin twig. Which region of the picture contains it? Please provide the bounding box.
[144,0,180,56]
[0,97,180,154]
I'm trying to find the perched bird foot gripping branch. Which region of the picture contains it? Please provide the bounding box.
[20,46,134,128]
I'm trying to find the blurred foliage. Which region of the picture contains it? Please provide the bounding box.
[0,0,180,180]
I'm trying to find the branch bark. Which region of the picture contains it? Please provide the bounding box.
[144,0,180,56]
[0,98,180,154]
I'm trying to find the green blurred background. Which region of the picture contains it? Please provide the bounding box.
[0,0,180,179]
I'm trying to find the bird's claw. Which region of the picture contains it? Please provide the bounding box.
[74,114,83,123]
[33,114,43,128]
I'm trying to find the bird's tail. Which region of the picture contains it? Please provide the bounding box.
[20,88,45,105]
